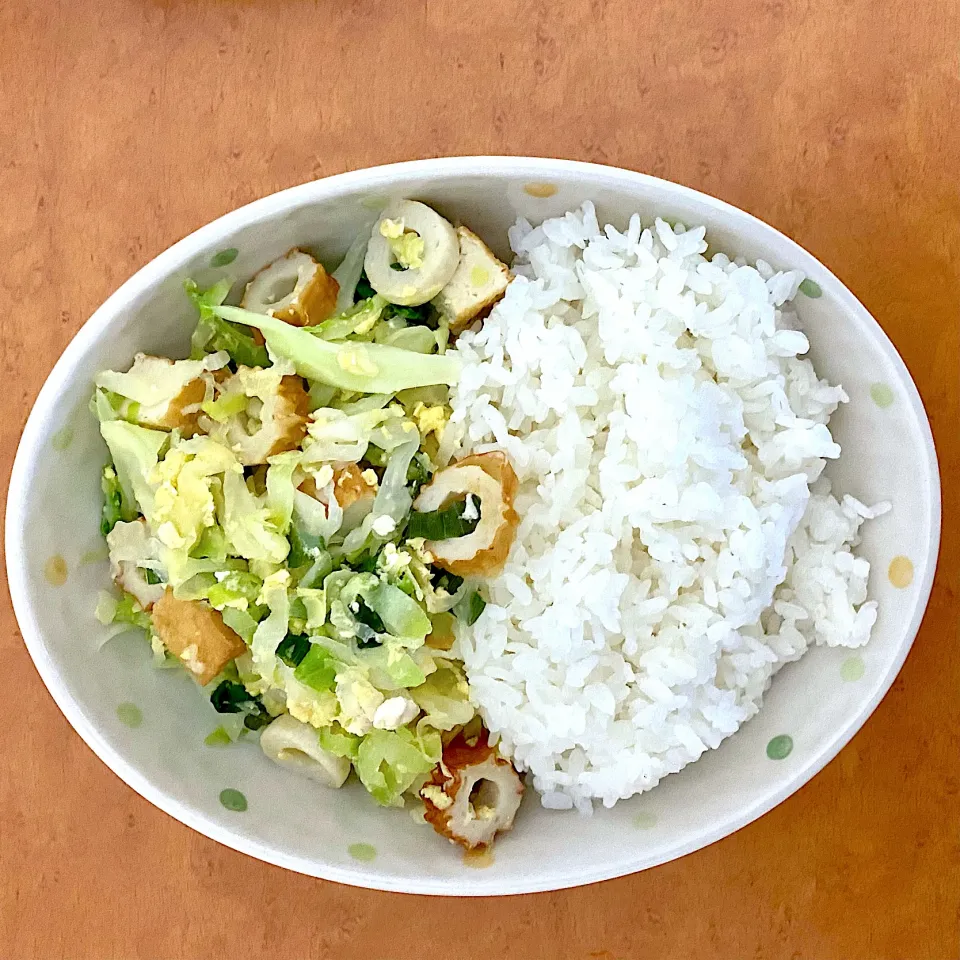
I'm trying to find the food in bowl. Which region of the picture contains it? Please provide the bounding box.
[91,198,886,849]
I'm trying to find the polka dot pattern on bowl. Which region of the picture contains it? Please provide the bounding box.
[870,382,895,408]
[51,425,74,451]
[348,843,377,862]
[840,655,866,682]
[209,247,238,268]
[116,702,143,728]
[888,555,914,589]
[523,182,558,198]
[219,789,247,812]
[43,554,68,586]
[766,735,794,760]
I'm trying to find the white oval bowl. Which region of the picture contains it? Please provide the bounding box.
[6,158,940,895]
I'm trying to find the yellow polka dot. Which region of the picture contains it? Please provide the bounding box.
[524,182,558,198]
[888,555,914,589]
[44,554,68,586]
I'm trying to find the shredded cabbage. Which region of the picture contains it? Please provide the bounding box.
[410,664,475,731]
[335,669,385,735]
[377,325,437,353]
[186,279,269,368]
[292,489,342,545]
[222,471,290,564]
[293,644,339,692]
[354,727,441,807]
[265,451,300,533]
[362,643,428,691]
[96,356,207,409]
[314,295,387,341]
[301,407,402,465]
[341,435,418,555]
[206,571,263,611]
[99,421,168,517]
[331,229,372,315]
[295,586,327,630]
[215,306,461,394]
[360,580,430,641]
[221,607,259,643]
[318,725,361,761]
[150,436,236,555]
[250,570,290,671]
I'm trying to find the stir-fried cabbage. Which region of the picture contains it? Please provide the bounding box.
[410,664,475,731]
[221,471,289,564]
[214,306,461,394]
[99,421,168,517]
[330,229,372,315]
[355,727,441,807]
[92,223,515,814]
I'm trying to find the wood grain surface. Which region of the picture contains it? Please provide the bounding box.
[1,0,958,957]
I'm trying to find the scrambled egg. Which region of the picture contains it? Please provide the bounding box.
[380,218,425,270]
[377,542,412,579]
[149,438,236,550]
[335,670,385,736]
[287,686,338,729]
[421,784,453,810]
[412,402,448,440]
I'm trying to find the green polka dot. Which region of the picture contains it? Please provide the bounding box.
[219,788,247,812]
[840,655,866,682]
[766,734,793,760]
[870,382,895,408]
[798,278,822,298]
[51,425,74,452]
[209,247,238,268]
[348,843,377,862]
[633,812,657,829]
[116,702,143,728]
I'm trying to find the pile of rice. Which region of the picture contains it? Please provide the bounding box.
[444,203,887,812]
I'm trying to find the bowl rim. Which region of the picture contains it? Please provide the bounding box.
[6,156,942,895]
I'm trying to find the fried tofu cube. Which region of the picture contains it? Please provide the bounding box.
[298,463,378,533]
[432,227,511,333]
[95,354,208,434]
[241,249,339,327]
[152,590,246,686]
[204,367,309,466]
[334,463,378,531]
[333,463,377,509]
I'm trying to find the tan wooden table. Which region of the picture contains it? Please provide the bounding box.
[2,1,958,956]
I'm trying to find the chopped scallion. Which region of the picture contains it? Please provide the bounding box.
[407,499,480,541]
[454,590,486,626]
[276,633,311,668]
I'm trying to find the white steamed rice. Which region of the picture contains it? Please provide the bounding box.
[444,202,888,812]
